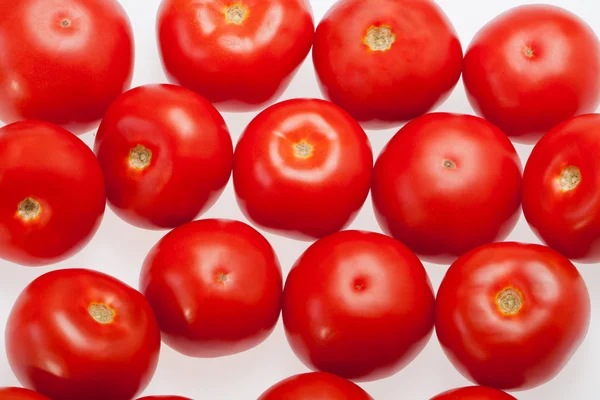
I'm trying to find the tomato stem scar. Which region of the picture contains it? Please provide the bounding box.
[559,166,581,191]
[88,303,115,324]
[61,19,70,28]
[293,140,314,159]
[442,159,456,169]
[496,288,523,315]
[524,47,534,58]
[364,26,396,51]
[225,4,248,25]
[129,144,152,170]
[17,198,41,220]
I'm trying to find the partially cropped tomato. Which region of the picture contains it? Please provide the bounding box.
[372,113,522,264]
[523,114,600,263]
[463,5,600,143]
[6,269,161,400]
[137,397,191,400]
[94,84,233,230]
[0,0,134,134]
[431,386,516,400]
[0,121,105,266]
[313,0,462,129]
[157,0,314,111]
[436,242,590,391]
[233,99,372,240]
[140,219,282,358]
[0,388,50,400]
[283,230,434,381]
[259,372,373,400]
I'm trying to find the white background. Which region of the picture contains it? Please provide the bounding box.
[1,0,599,399]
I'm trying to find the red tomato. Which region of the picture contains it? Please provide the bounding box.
[523,114,600,263]
[137,397,191,400]
[463,5,600,143]
[157,0,314,111]
[283,230,435,381]
[258,372,373,400]
[94,84,233,230]
[140,219,282,358]
[313,0,462,129]
[0,0,134,134]
[372,113,522,264]
[0,121,105,266]
[431,386,516,400]
[6,269,161,400]
[233,99,373,240]
[435,242,590,390]
[0,388,50,400]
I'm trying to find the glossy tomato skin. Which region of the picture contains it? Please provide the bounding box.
[372,113,522,264]
[0,388,50,400]
[436,242,590,391]
[157,0,314,111]
[0,121,106,266]
[0,0,134,134]
[313,0,462,129]
[94,84,233,230]
[259,372,373,400]
[5,269,161,400]
[234,99,373,240]
[523,114,600,263]
[463,5,600,143]
[431,386,516,400]
[283,230,435,381]
[140,219,282,358]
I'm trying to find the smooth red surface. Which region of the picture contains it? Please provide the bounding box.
[233,99,373,240]
[372,113,522,264]
[0,121,105,266]
[259,372,373,400]
[313,0,462,129]
[140,219,283,358]
[463,4,600,143]
[6,269,161,400]
[283,230,435,381]
[0,388,50,400]
[137,397,191,400]
[157,0,314,111]
[435,242,590,391]
[0,0,134,134]
[94,84,233,230]
[523,114,600,263]
[431,386,516,400]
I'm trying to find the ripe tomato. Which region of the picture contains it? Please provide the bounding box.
[6,269,161,400]
[463,5,600,143]
[233,99,373,240]
[523,114,600,263]
[140,219,282,358]
[0,121,105,266]
[94,84,233,230]
[0,388,50,400]
[431,386,516,400]
[0,0,134,134]
[435,242,590,391]
[283,230,435,381]
[258,372,373,400]
[372,113,522,264]
[313,0,462,129]
[157,0,314,111]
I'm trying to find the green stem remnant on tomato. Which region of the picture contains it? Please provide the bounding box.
[559,165,581,191]
[225,4,248,25]
[294,140,314,159]
[129,144,152,170]
[364,26,396,52]
[88,303,115,324]
[496,288,523,316]
[17,197,41,221]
